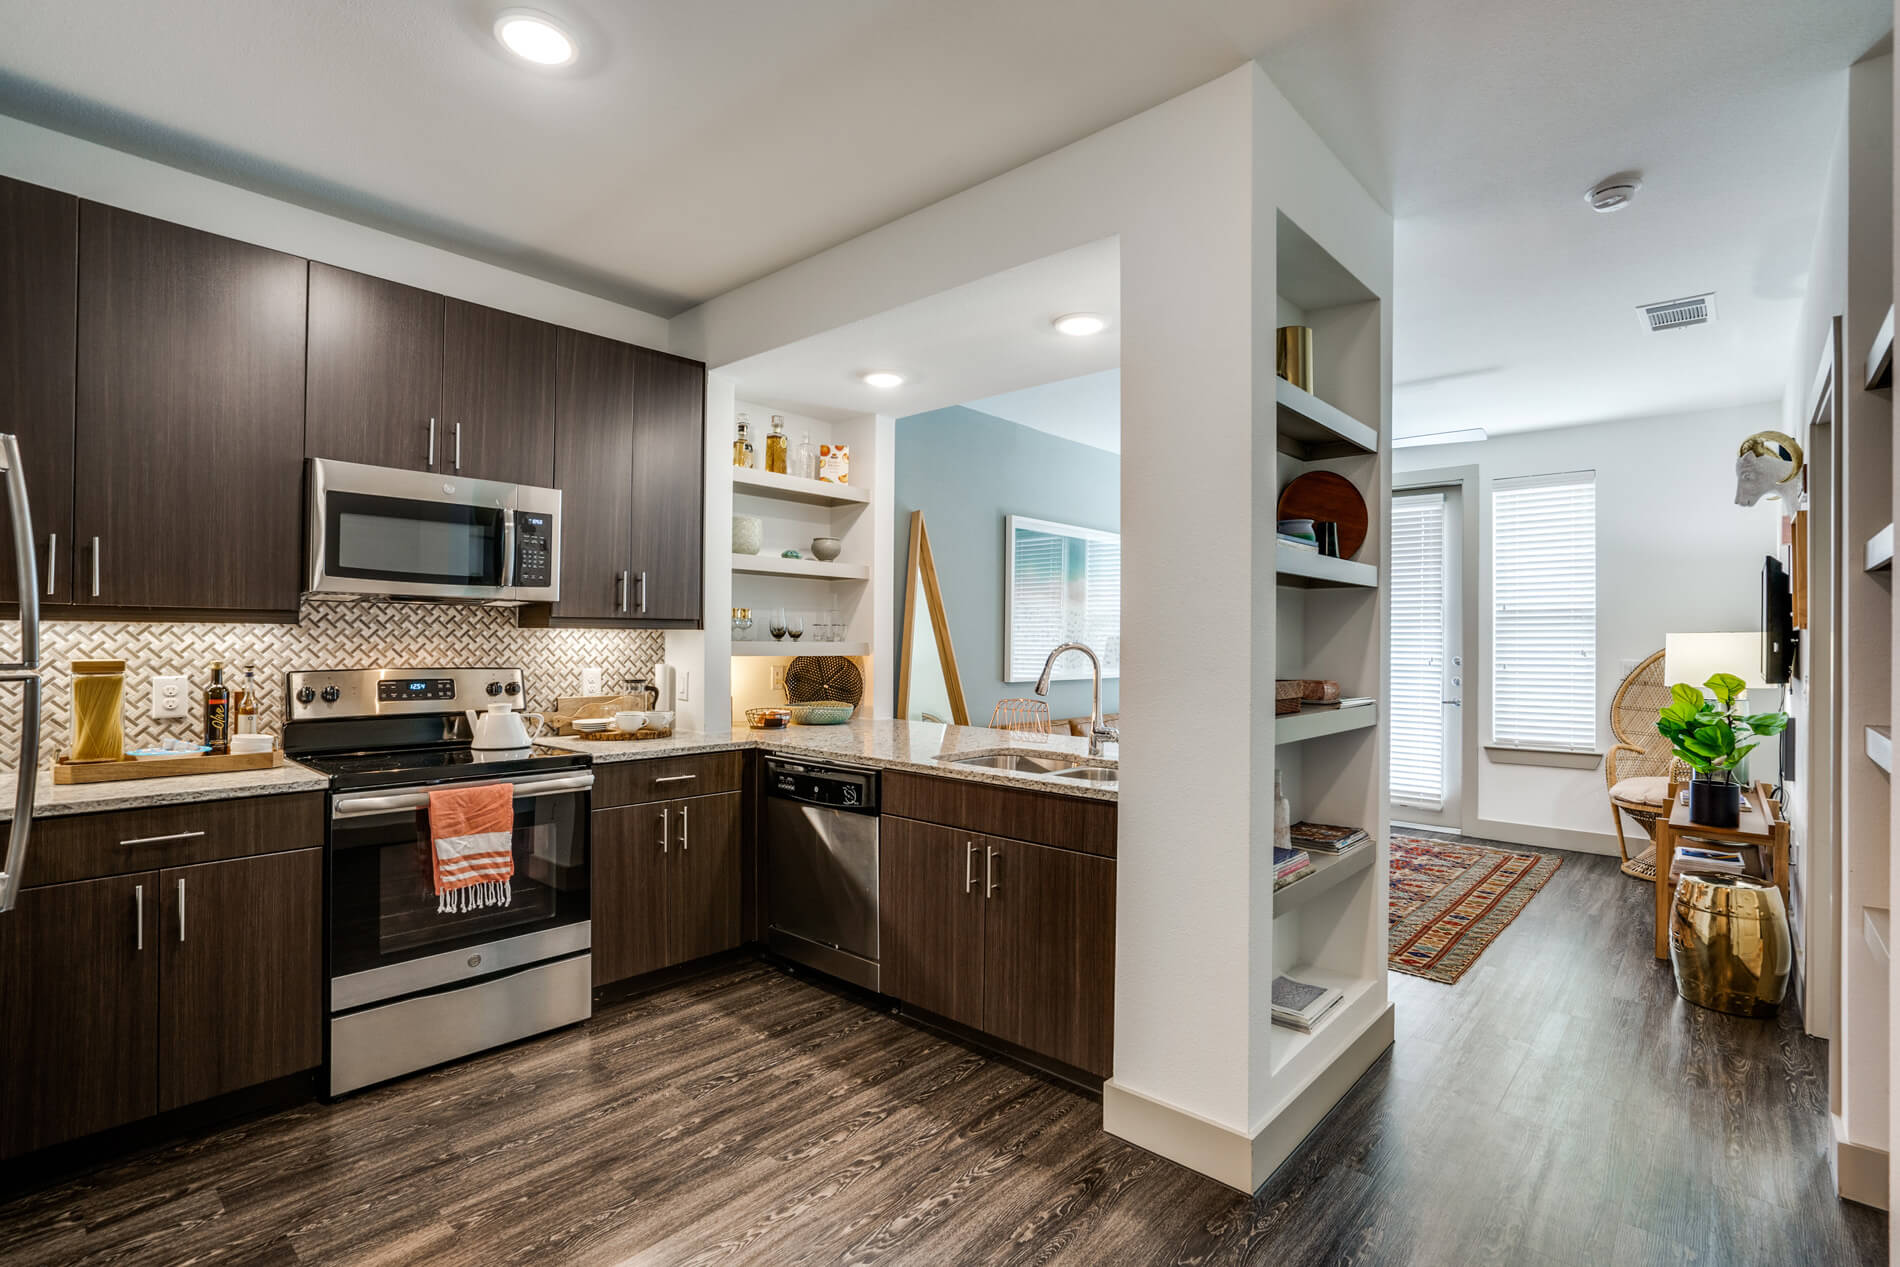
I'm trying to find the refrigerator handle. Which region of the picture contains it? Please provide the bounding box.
[0,432,44,914]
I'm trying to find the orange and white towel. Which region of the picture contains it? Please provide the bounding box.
[427,783,516,912]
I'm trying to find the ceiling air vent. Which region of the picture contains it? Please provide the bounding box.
[1639,293,1716,333]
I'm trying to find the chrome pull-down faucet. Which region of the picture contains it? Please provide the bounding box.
[1034,642,1118,757]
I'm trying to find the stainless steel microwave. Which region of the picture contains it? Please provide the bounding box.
[305,458,561,604]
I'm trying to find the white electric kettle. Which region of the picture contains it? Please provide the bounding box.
[465,701,546,750]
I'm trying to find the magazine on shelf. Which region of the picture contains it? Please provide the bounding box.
[1271,975,1344,1032]
[1288,823,1369,855]
[1668,843,1766,884]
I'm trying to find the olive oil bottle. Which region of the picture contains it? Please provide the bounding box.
[203,661,232,754]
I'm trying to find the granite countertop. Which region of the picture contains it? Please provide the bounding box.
[543,719,1119,802]
[0,759,331,821]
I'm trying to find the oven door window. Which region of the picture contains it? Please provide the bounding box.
[330,788,588,979]
[324,491,506,587]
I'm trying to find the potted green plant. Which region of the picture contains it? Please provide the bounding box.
[1655,672,1788,829]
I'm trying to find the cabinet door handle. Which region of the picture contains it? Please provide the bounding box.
[453,421,462,472]
[615,570,627,613]
[985,846,999,898]
[44,532,55,596]
[652,774,697,785]
[176,876,186,943]
[134,883,144,952]
[119,830,206,848]
[965,842,977,894]
[90,536,100,597]
[658,806,669,853]
[680,803,690,851]
[427,417,437,469]
[636,571,647,614]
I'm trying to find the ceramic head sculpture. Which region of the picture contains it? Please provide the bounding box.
[1735,431,1804,509]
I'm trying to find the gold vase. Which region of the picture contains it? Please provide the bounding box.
[1669,874,1791,1018]
[1276,325,1313,392]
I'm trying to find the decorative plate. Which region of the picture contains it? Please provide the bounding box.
[1276,471,1368,558]
[785,656,865,706]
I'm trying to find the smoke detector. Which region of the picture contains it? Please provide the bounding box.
[1638,292,1717,333]
[1585,173,1642,213]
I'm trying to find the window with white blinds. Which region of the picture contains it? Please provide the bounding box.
[1491,472,1597,751]
[1005,516,1121,682]
[1390,492,1449,809]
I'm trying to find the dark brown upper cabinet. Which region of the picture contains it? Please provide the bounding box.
[551,329,637,620]
[306,263,443,472]
[442,299,557,487]
[75,204,307,614]
[626,347,705,623]
[0,176,77,606]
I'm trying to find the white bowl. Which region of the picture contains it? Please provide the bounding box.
[570,718,614,733]
[230,734,275,754]
[614,711,650,733]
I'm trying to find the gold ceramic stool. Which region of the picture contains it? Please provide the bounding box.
[1669,874,1791,1018]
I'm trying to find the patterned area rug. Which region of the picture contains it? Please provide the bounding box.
[1388,834,1563,983]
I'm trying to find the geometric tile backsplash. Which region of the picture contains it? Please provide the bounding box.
[0,599,665,768]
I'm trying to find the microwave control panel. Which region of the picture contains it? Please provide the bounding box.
[514,511,554,587]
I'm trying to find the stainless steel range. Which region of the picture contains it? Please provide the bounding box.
[284,666,594,1096]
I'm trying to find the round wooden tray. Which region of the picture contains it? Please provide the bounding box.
[566,726,674,742]
[1277,471,1368,558]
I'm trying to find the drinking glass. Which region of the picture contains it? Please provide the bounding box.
[787,614,805,641]
[768,608,788,640]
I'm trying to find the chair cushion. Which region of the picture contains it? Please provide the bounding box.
[1611,776,1670,807]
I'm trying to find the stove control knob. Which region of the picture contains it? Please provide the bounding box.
[504,681,521,696]
[486,681,504,697]
[320,686,342,704]
[295,687,316,705]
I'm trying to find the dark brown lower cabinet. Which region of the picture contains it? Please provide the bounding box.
[158,849,323,1111]
[594,791,743,986]
[881,817,1115,1077]
[0,872,158,1160]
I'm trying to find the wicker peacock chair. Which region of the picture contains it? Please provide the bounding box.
[1605,649,1687,880]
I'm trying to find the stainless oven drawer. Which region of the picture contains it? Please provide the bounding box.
[332,921,592,1011]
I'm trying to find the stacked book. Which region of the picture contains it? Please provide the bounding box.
[1668,843,1767,884]
[1273,845,1313,890]
[1271,974,1344,1033]
[1289,822,1370,856]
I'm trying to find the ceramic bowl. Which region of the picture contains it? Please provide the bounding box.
[810,536,842,562]
[648,710,675,731]
[788,701,854,726]
[614,711,650,733]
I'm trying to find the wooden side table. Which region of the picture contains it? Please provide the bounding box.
[1652,779,1790,959]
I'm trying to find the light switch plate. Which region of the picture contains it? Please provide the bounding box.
[151,674,190,719]
[678,670,690,702]
[579,666,603,696]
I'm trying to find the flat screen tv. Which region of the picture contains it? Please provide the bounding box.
[1762,555,1797,685]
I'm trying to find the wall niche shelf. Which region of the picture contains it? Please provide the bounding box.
[1274,379,1378,460]
[1865,523,1893,572]
[1272,844,1375,916]
[1868,725,1892,775]
[733,641,868,657]
[1276,544,1377,589]
[731,554,869,582]
[1867,305,1893,390]
[733,467,870,508]
[1275,703,1378,744]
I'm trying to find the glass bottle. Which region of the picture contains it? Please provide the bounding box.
[234,663,260,735]
[794,431,818,481]
[765,415,788,475]
[732,414,755,468]
[204,661,231,754]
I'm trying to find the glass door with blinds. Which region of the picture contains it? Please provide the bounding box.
[1390,487,1463,827]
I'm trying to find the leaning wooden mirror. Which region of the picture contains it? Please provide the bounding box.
[896,510,970,725]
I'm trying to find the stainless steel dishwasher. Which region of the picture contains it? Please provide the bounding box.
[763,755,881,991]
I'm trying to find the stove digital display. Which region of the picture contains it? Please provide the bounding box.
[377,678,457,702]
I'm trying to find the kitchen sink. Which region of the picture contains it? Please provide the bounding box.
[1050,765,1119,784]
[943,751,1117,778]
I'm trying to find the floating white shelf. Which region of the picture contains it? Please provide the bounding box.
[1866,907,1891,964]
[1866,523,1893,572]
[1273,379,1379,460]
[1272,844,1375,916]
[1275,703,1378,744]
[732,467,870,508]
[1868,725,1892,775]
[1268,969,1380,1081]
[732,641,868,657]
[1868,305,1894,390]
[1276,544,1378,589]
[731,554,870,582]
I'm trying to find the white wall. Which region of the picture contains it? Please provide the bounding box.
[1396,403,1784,853]
[0,113,671,350]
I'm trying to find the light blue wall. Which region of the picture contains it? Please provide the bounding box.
[894,406,1120,728]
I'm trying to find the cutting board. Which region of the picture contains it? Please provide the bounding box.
[1277,472,1368,558]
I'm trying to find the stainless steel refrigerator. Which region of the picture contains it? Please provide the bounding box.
[0,433,43,912]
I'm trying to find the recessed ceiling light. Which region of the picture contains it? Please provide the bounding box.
[1394,427,1488,449]
[495,9,577,66]
[1584,173,1641,213]
[1053,313,1108,337]
[861,371,905,389]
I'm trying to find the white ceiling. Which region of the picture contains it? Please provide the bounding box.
[964,371,1123,455]
[0,1,1888,434]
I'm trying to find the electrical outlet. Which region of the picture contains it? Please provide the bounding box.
[770,666,786,695]
[151,674,190,719]
[579,666,603,696]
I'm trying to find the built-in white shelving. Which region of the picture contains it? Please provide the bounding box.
[1274,703,1378,744]
[1867,304,1893,389]
[1267,969,1381,1081]
[732,640,869,657]
[1272,845,1375,916]
[1865,907,1891,964]
[1865,523,1893,572]
[1276,544,1377,589]
[1274,379,1378,459]
[733,466,871,508]
[731,553,869,582]
[1868,725,1892,774]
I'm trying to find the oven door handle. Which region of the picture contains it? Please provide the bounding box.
[331,772,595,820]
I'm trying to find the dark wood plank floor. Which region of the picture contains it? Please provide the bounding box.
[0,847,1883,1265]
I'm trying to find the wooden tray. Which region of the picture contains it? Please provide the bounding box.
[1277,471,1368,558]
[564,726,675,742]
[54,749,284,784]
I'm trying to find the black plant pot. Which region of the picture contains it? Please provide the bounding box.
[1688,774,1740,830]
